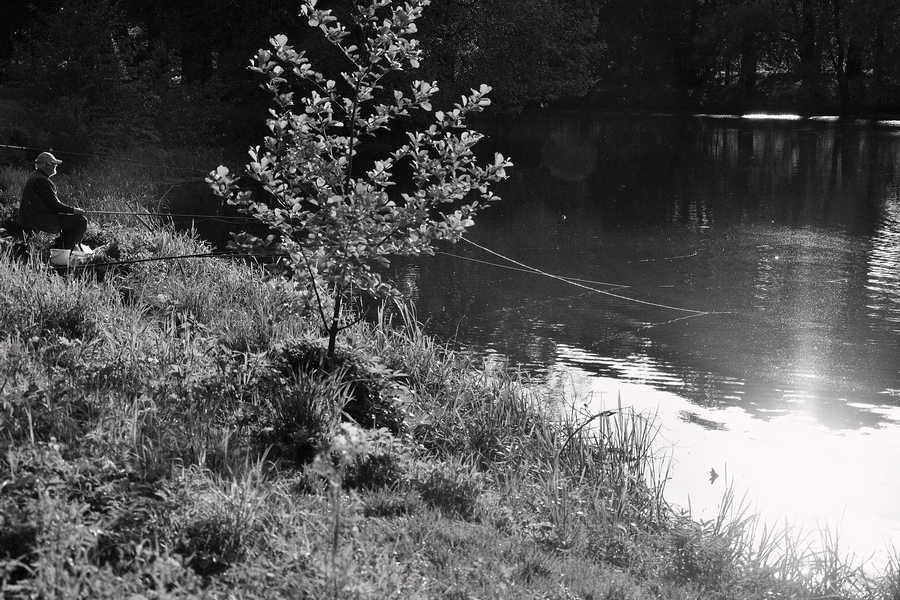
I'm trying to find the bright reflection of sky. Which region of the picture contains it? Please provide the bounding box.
[742,113,803,120]
[548,349,900,570]
[692,113,741,120]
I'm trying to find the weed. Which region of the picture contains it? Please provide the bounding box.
[275,339,407,435]
[341,426,412,491]
[416,459,484,520]
[247,366,350,466]
[361,486,423,518]
[170,455,275,576]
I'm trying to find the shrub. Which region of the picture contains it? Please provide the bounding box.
[247,363,351,465]
[209,0,510,357]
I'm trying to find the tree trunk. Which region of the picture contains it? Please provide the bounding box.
[178,3,215,83]
[831,0,850,111]
[738,31,758,101]
[872,18,885,85]
[794,0,821,87]
[327,294,343,358]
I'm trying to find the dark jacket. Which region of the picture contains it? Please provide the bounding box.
[19,170,76,233]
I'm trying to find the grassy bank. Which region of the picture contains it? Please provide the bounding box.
[1,154,899,599]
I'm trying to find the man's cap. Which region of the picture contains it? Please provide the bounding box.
[35,151,62,165]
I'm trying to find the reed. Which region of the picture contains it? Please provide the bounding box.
[882,547,900,600]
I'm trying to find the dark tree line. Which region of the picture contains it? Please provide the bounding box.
[596,0,900,113]
[2,0,899,152]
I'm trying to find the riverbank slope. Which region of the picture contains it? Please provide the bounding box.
[0,153,897,599]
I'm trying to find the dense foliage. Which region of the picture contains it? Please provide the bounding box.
[414,0,601,113]
[4,0,899,155]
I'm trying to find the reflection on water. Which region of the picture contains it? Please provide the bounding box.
[868,187,900,328]
[396,114,900,420]
[390,113,900,559]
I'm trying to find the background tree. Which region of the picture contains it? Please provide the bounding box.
[6,0,154,150]
[0,0,55,62]
[823,0,879,110]
[695,0,782,103]
[781,0,827,105]
[416,0,600,112]
[208,0,511,357]
[3,0,307,148]
[5,0,900,155]
[595,0,714,107]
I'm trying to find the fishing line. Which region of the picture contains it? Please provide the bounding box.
[629,250,700,263]
[86,209,257,224]
[0,144,209,174]
[460,237,726,317]
[436,251,631,290]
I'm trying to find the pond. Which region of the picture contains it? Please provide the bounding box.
[389,111,900,565]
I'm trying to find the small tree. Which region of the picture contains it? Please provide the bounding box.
[208,0,511,357]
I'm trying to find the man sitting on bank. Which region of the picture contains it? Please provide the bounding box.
[19,151,87,250]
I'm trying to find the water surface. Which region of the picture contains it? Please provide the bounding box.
[391,113,900,562]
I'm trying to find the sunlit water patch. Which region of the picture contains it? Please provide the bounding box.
[549,366,900,570]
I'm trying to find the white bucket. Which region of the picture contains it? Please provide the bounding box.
[49,248,71,266]
[70,251,91,265]
[49,247,92,267]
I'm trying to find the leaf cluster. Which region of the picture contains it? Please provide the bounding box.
[209,0,511,354]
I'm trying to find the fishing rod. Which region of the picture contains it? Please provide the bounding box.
[86,209,257,224]
[46,249,287,271]
[0,143,210,174]
[30,202,725,319]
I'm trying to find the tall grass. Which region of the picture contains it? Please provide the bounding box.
[363,301,673,552]
[0,166,27,214]
[3,153,900,599]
